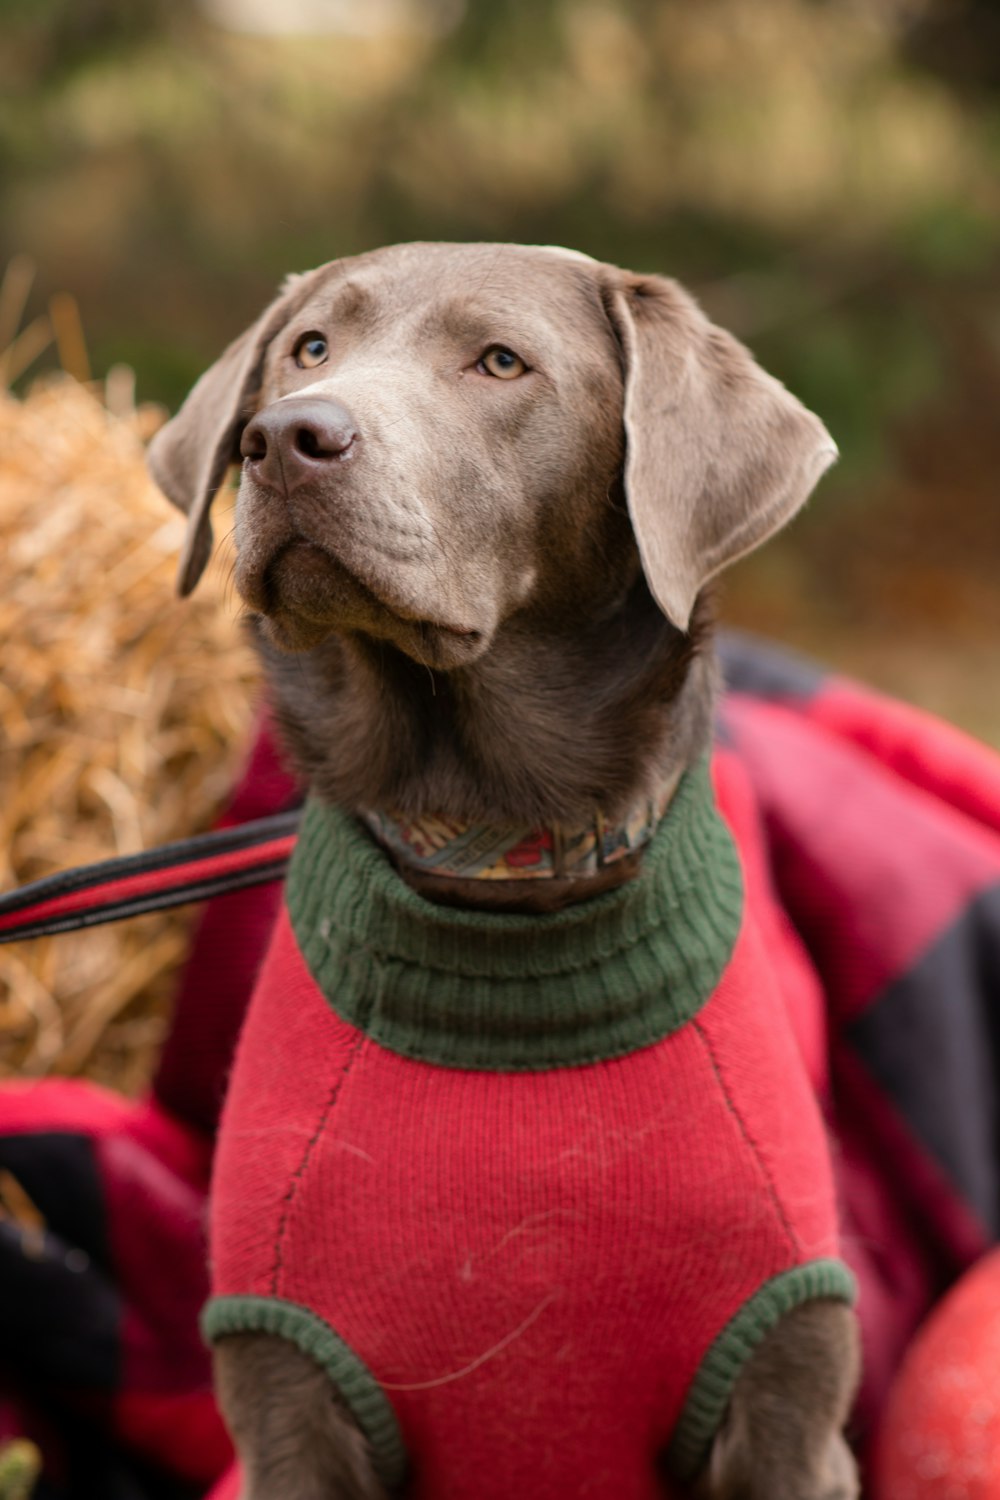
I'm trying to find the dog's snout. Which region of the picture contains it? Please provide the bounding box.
[241,397,358,491]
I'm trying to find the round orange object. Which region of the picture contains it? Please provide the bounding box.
[875,1249,1000,1499]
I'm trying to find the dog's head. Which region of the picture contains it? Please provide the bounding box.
[149,242,835,667]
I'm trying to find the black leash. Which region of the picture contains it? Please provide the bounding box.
[0,811,301,943]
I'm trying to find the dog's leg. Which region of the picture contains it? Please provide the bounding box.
[697,1302,860,1500]
[215,1334,388,1500]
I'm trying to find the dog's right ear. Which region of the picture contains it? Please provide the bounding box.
[147,278,314,596]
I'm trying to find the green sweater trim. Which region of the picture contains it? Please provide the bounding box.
[285,758,743,1070]
[202,1294,407,1492]
[665,1259,858,1482]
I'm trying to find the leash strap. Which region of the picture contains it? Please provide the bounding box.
[0,811,301,943]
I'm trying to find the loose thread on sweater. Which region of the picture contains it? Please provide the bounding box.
[379,1292,559,1391]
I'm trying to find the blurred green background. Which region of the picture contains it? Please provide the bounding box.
[2,0,998,740]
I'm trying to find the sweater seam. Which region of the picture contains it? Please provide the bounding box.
[269,1030,367,1292]
[690,1016,800,1258]
[356,1008,713,1073]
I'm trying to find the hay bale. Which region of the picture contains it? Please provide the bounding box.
[0,375,259,1093]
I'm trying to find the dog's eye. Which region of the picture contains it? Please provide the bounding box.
[478,346,527,380]
[294,334,329,369]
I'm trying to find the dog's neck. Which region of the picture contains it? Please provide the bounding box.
[255,578,716,913]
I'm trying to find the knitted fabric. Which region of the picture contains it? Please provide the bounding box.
[205,758,854,1499]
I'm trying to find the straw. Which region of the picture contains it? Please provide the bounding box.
[0,363,260,1092]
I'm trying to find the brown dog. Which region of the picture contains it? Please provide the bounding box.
[149,243,859,1499]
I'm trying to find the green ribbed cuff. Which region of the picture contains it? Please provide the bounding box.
[202,1295,407,1492]
[666,1259,858,1481]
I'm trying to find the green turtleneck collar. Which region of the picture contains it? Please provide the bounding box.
[285,757,743,1071]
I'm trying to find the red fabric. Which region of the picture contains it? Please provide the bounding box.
[816,680,1000,840]
[0,1081,231,1488]
[205,1463,241,1500]
[211,781,845,1500]
[712,748,830,1097]
[152,879,286,1137]
[723,694,1000,1027]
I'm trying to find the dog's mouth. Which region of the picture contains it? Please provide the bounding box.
[239,537,487,667]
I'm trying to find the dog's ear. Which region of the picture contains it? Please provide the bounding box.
[147,278,314,596]
[602,271,837,632]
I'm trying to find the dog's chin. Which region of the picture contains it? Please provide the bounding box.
[242,539,492,669]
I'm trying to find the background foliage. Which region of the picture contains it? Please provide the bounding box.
[2,0,998,737]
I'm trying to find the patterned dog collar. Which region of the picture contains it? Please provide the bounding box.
[360,769,683,881]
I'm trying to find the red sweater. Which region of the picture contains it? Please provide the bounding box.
[205,759,853,1499]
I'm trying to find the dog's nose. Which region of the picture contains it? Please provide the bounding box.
[241,397,358,492]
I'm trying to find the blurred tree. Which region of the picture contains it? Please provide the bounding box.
[0,0,997,734]
[0,0,197,93]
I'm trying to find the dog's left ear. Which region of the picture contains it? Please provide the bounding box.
[602,271,837,632]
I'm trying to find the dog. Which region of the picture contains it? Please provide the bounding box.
[148,242,860,1500]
